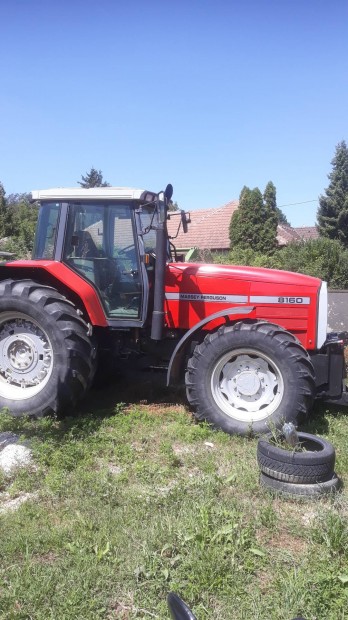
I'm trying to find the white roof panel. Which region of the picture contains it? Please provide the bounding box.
[31,187,155,201]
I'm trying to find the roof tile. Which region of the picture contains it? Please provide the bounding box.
[168,201,316,250]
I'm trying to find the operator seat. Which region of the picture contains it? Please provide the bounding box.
[75,230,100,258]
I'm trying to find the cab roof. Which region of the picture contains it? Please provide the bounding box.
[31,187,156,202]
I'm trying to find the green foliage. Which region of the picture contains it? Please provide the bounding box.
[264,180,290,226]
[229,185,278,255]
[275,237,348,287]
[0,189,39,258]
[219,237,348,288]
[311,510,348,556]
[217,246,280,270]
[0,182,13,239]
[77,167,110,188]
[317,140,348,245]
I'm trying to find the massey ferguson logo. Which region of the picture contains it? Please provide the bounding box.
[181,293,227,301]
[165,293,311,305]
[165,293,248,303]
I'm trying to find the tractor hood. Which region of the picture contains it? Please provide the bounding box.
[165,262,324,350]
[167,262,322,288]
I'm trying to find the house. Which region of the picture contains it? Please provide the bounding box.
[293,226,319,241]
[167,200,318,259]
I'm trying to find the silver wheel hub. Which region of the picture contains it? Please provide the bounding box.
[234,369,261,396]
[8,336,37,371]
[211,350,284,423]
[0,313,53,399]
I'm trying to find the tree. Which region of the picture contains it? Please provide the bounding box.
[0,183,16,239]
[77,167,110,188]
[317,141,348,246]
[229,185,278,254]
[263,181,290,226]
[168,200,179,211]
[0,187,39,258]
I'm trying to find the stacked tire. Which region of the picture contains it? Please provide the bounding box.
[257,432,340,497]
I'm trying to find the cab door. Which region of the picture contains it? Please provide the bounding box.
[105,204,144,320]
[64,202,148,326]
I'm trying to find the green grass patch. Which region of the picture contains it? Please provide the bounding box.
[0,396,347,619]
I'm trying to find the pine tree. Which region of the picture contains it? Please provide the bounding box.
[229,186,278,254]
[263,181,290,226]
[77,167,110,188]
[317,141,348,246]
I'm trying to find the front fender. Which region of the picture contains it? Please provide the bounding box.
[167,306,255,385]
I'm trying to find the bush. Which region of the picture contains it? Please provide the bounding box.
[216,238,348,288]
[276,238,348,288]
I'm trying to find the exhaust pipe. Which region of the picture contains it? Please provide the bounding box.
[151,185,173,341]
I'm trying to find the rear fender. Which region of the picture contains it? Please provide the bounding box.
[0,262,107,326]
[167,306,255,385]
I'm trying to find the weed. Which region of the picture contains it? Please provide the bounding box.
[310,509,348,556]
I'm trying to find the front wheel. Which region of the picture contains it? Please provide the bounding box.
[185,321,315,436]
[0,279,96,417]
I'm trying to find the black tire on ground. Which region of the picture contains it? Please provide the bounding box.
[260,471,340,497]
[185,321,315,436]
[0,279,96,417]
[167,593,197,620]
[257,432,336,483]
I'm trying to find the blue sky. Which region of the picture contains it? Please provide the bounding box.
[0,0,347,226]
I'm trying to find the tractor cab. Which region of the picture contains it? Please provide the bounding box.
[31,186,179,327]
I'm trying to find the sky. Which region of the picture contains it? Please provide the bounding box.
[0,0,347,227]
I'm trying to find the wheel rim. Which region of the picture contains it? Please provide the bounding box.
[0,312,53,401]
[211,348,284,422]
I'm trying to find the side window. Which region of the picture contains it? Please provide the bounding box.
[65,205,105,259]
[139,206,157,253]
[33,203,60,259]
[111,208,138,270]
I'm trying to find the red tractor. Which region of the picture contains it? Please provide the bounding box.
[0,184,346,435]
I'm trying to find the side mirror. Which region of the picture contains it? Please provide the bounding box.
[167,592,197,620]
[181,210,190,234]
[165,184,174,202]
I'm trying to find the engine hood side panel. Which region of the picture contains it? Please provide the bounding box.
[165,263,321,349]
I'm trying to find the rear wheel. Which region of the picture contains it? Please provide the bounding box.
[185,321,315,436]
[0,279,96,417]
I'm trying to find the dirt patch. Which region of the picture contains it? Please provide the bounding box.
[264,529,308,555]
[33,551,58,565]
[172,443,197,456]
[0,492,39,514]
[256,569,274,594]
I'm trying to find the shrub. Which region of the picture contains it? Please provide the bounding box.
[216,238,348,288]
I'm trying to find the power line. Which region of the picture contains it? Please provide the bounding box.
[278,199,318,208]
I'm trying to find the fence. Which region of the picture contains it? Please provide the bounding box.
[328,290,348,332]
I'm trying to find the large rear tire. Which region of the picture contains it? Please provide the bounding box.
[0,279,96,417]
[185,321,315,436]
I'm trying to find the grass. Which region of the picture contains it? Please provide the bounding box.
[0,377,348,619]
